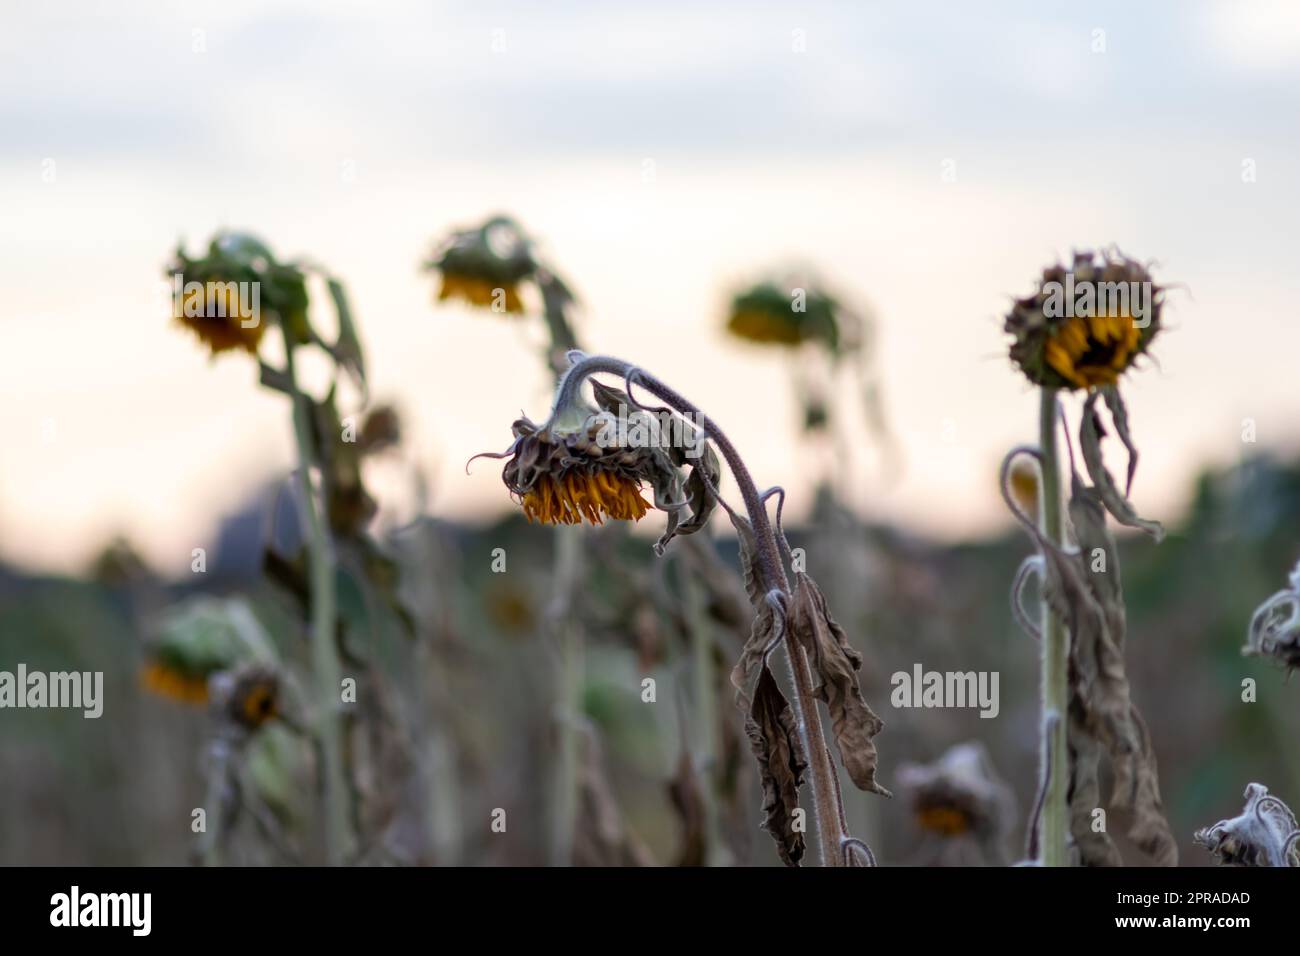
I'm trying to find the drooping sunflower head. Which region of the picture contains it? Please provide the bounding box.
[1005,249,1163,390]
[141,596,279,707]
[427,216,535,315]
[475,379,720,552]
[140,659,212,704]
[897,743,1015,842]
[222,665,282,731]
[167,232,310,358]
[725,279,843,351]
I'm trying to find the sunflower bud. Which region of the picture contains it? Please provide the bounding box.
[1005,250,1162,390]
[1194,783,1300,867]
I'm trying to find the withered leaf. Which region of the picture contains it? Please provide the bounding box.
[1081,390,1163,541]
[726,538,806,867]
[1110,707,1178,866]
[1004,440,1176,866]
[586,379,721,553]
[1067,478,1177,865]
[744,666,807,866]
[789,572,890,797]
[1067,727,1123,866]
[727,509,766,609]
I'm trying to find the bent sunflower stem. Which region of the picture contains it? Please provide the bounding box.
[551,353,850,866]
[282,328,352,865]
[1038,387,1069,866]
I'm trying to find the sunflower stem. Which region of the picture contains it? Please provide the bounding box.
[547,525,585,865]
[1038,387,1069,866]
[550,353,852,866]
[282,330,352,865]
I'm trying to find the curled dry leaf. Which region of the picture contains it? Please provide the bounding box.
[589,380,722,553]
[1081,390,1164,542]
[1194,783,1300,867]
[727,511,806,866]
[743,665,807,866]
[789,572,890,797]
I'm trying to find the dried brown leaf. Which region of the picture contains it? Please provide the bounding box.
[1081,390,1163,541]
[789,572,890,797]
[744,666,807,866]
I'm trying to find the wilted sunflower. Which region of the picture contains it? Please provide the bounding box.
[1006,250,1162,390]
[474,379,718,550]
[140,659,211,704]
[168,233,310,358]
[1243,558,1300,673]
[1194,783,1300,867]
[725,280,842,350]
[427,216,534,315]
[212,665,282,732]
[142,596,278,707]
[897,742,1015,865]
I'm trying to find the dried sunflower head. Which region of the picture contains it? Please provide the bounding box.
[427,216,534,315]
[1244,558,1300,673]
[1006,250,1162,390]
[141,597,278,707]
[725,279,842,350]
[898,742,1015,847]
[476,379,719,552]
[212,664,282,731]
[1194,783,1300,867]
[167,233,310,357]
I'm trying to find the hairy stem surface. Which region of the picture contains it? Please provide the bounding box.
[1038,387,1069,866]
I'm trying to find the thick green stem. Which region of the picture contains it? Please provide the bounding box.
[1038,388,1069,866]
[282,331,352,865]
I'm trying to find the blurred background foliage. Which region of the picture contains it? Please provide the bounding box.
[3,449,1298,865]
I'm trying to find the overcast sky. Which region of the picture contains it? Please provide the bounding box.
[3,1,1300,573]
